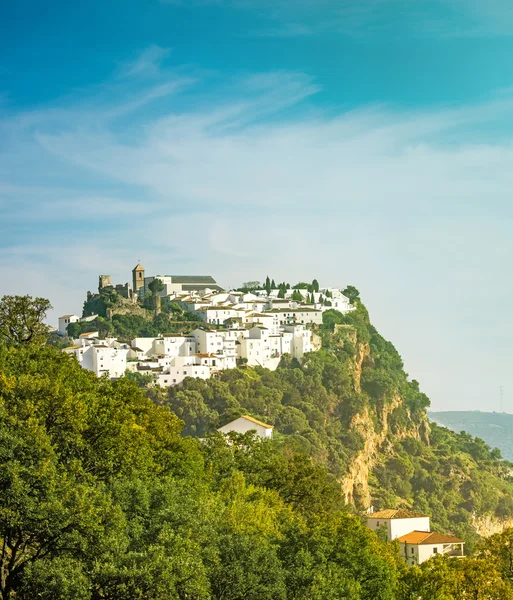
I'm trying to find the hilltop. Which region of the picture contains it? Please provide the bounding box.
[431,411,513,461]
[49,269,513,549]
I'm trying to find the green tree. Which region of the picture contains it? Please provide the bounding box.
[342,285,360,304]
[148,279,165,316]
[0,295,52,347]
[265,276,271,295]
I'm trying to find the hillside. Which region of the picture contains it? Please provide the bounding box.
[148,302,513,550]
[430,411,513,461]
[5,294,513,598]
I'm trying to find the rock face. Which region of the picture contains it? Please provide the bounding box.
[472,514,513,537]
[341,341,425,507]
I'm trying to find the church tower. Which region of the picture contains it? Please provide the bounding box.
[132,263,145,293]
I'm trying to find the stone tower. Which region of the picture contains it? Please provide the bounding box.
[132,263,145,293]
[98,275,113,292]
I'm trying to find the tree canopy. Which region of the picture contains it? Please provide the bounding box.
[0,295,52,346]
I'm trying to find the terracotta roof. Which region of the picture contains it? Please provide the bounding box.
[397,531,464,545]
[59,314,76,319]
[368,509,429,520]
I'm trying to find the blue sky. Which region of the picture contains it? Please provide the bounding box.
[1,0,513,411]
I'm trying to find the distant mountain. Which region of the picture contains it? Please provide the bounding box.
[430,411,513,461]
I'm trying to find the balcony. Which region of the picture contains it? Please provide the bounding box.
[443,543,464,558]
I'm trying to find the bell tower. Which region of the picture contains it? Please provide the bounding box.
[132,262,145,293]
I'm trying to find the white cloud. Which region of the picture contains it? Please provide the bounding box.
[1,57,513,411]
[161,0,513,38]
[119,45,173,78]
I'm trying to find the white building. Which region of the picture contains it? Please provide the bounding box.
[64,338,129,379]
[155,356,211,387]
[143,275,222,296]
[217,415,274,439]
[58,314,80,336]
[265,307,323,326]
[366,509,431,541]
[397,531,464,566]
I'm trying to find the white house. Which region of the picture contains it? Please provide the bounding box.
[397,531,464,566]
[282,324,313,359]
[217,415,274,439]
[265,307,323,326]
[366,509,431,541]
[64,338,129,379]
[155,356,211,387]
[58,314,79,336]
[153,335,196,358]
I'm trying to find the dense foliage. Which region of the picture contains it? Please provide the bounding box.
[3,294,513,597]
[0,344,404,599]
[156,303,513,552]
[70,292,201,341]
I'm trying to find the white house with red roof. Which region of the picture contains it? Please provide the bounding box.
[397,531,465,567]
[366,508,464,565]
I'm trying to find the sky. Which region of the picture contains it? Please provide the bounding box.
[1,0,513,412]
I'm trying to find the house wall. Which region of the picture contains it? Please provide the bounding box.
[217,417,273,439]
[156,362,211,387]
[131,338,157,356]
[401,543,420,567]
[153,336,196,358]
[389,517,430,540]
[417,543,444,564]
[58,315,79,336]
[92,346,128,378]
[366,516,430,541]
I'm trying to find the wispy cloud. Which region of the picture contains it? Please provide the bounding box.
[161,0,513,38]
[1,47,513,410]
[119,45,173,78]
[248,22,313,38]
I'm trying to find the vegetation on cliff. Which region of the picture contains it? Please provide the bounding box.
[70,289,202,341]
[2,293,513,598]
[154,302,513,551]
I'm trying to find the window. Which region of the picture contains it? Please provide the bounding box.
[183,371,187,375]
[376,522,379,527]
[411,548,414,555]
[433,548,438,554]
[173,379,177,383]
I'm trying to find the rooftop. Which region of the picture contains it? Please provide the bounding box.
[368,509,429,520]
[238,415,274,429]
[397,531,464,545]
[266,308,321,313]
[169,275,217,284]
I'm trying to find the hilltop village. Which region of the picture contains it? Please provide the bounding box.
[58,263,355,386]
